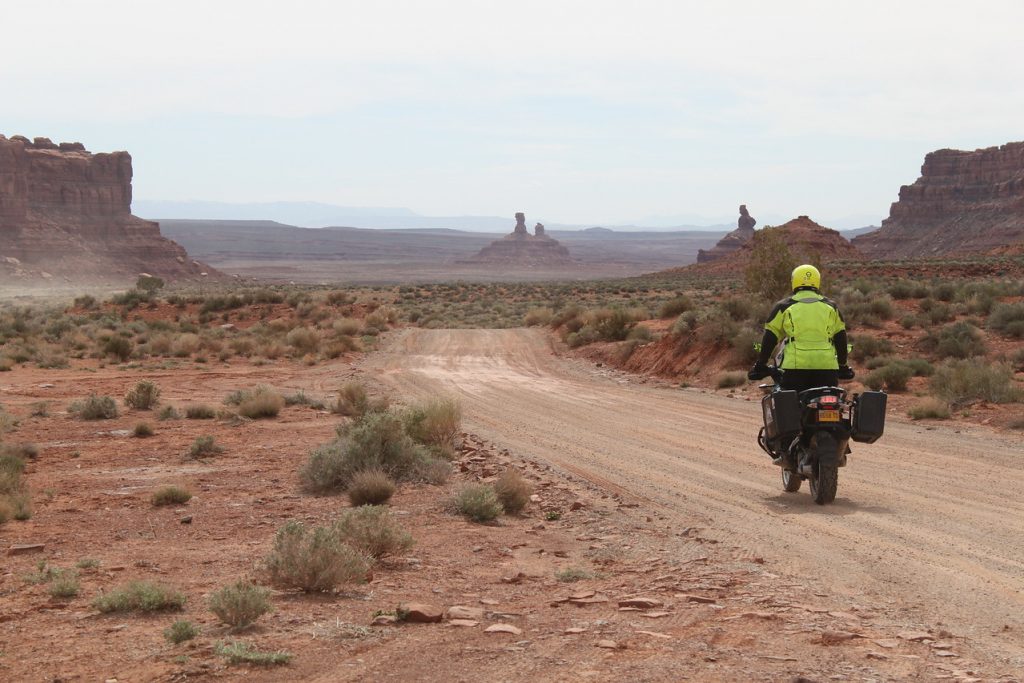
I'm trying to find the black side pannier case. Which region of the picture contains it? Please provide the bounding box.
[762,390,801,440]
[852,391,887,443]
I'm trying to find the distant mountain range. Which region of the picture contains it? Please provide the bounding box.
[136,199,877,234]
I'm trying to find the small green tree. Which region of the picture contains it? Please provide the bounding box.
[744,227,797,302]
[136,275,165,293]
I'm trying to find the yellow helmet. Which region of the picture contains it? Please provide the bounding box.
[791,264,821,291]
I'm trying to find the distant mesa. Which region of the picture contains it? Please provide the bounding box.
[696,205,757,263]
[464,212,573,265]
[854,141,1024,258]
[0,133,213,283]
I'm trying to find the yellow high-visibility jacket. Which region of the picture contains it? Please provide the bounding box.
[764,290,846,370]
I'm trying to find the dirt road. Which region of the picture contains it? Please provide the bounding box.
[369,328,1024,667]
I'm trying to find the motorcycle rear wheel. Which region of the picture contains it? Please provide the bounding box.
[781,468,802,492]
[810,462,838,504]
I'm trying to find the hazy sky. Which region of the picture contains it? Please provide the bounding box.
[4,1,1022,226]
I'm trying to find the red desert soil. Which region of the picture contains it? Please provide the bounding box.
[1,329,1022,681]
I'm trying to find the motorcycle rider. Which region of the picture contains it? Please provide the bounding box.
[747,264,854,393]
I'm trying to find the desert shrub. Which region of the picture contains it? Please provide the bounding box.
[103,336,134,362]
[49,571,81,599]
[1,442,38,460]
[333,318,362,336]
[849,335,893,363]
[672,310,699,335]
[332,381,369,417]
[523,307,554,326]
[720,296,755,322]
[333,505,413,559]
[402,397,461,454]
[133,422,154,438]
[907,398,951,420]
[697,308,739,345]
[164,620,200,644]
[921,321,986,359]
[187,436,224,459]
[730,328,761,365]
[93,580,186,613]
[565,326,601,348]
[209,580,273,630]
[864,362,914,392]
[74,294,98,309]
[184,404,216,419]
[658,295,694,318]
[70,394,119,420]
[136,275,165,293]
[555,567,595,582]
[172,333,201,357]
[493,468,532,515]
[347,469,396,506]
[157,405,181,421]
[585,308,633,342]
[215,641,292,666]
[125,380,161,410]
[453,484,502,523]
[263,520,372,592]
[152,485,192,506]
[930,359,1022,405]
[237,387,285,419]
[627,324,653,342]
[715,371,747,389]
[988,302,1024,339]
[286,327,320,355]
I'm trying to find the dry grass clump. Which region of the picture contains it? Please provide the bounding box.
[158,405,181,421]
[49,570,81,599]
[331,381,370,417]
[209,580,273,630]
[286,327,320,355]
[124,380,161,410]
[346,469,396,506]
[152,485,192,506]
[1,448,32,523]
[133,422,154,438]
[216,641,292,666]
[184,404,216,419]
[523,307,554,326]
[555,566,595,582]
[187,436,224,459]
[715,371,746,389]
[233,386,285,419]
[453,484,503,523]
[93,580,186,613]
[69,394,119,420]
[907,398,951,420]
[333,318,362,336]
[333,505,413,560]
[493,468,532,515]
[930,359,1022,406]
[263,520,372,592]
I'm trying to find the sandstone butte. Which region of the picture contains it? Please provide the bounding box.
[697,204,757,263]
[854,141,1024,259]
[687,215,861,275]
[0,134,212,283]
[464,212,574,266]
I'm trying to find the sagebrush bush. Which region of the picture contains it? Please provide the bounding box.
[124,380,161,410]
[850,335,893,363]
[332,381,369,417]
[133,422,154,438]
[93,580,186,613]
[333,505,413,559]
[103,336,133,362]
[864,362,914,392]
[921,321,986,359]
[209,580,273,630]
[49,571,81,599]
[264,520,371,592]
[215,641,292,666]
[453,484,502,523]
[930,359,1022,405]
[70,394,119,420]
[493,468,532,515]
[988,302,1024,339]
[523,307,554,326]
[237,386,285,419]
[347,469,396,506]
[158,405,181,421]
[715,371,747,389]
[658,295,694,318]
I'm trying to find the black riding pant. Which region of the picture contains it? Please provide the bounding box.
[780,369,839,395]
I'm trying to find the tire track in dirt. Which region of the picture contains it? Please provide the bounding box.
[365,328,1024,667]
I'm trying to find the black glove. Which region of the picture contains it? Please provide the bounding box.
[747,361,770,381]
[838,365,855,380]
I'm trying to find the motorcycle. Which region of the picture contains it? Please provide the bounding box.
[755,366,887,504]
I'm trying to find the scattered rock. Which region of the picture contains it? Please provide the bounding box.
[485,624,522,636]
[679,594,717,604]
[400,603,443,623]
[618,597,663,609]
[596,640,620,649]
[7,544,46,556]
[569,590,595,600]
[636,630,671,640]
[501,572,527,584]
[872,638,900,649]
[569,501,586,511]
[445,606,484,621]
[818,630,861,645]
[564,627,587,634]
[479,598,499,606]
[448,619,478,628]
[180,516,193,524]
[897,631,933,642]
[371,614,397,626]
[641,611,672,619]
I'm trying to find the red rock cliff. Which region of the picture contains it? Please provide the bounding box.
[0,134,211,282]
[854,142,1024,258]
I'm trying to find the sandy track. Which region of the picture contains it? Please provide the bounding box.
[368,328,1024,665]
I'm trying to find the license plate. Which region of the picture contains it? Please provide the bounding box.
[818,409,841,422]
